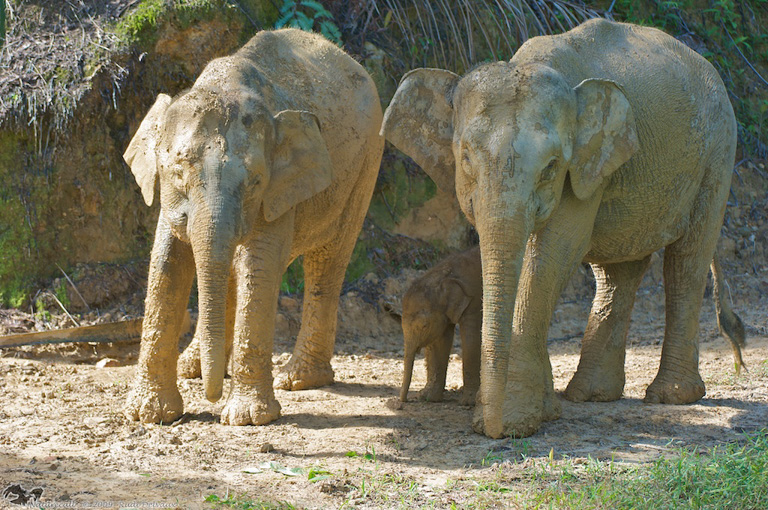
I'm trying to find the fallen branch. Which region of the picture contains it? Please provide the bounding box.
[0,311,191,348]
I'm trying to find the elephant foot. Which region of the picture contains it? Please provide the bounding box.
[472,385,561,438]
[418,385,445,402]
[542,390,562,421]
[459,387,478,406]
[472,404,542,438]
[644,372,705,404]
[124,380,184,424]
[565,368,624,402]
[274,356,334,390]
[177,346,201,379]
[221,389,281,426]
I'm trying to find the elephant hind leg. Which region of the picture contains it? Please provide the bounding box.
[645,180,729,404]
[644,240,714,404]
[565,256,650,402]
[420,326,453,402]
[274,236,358,391]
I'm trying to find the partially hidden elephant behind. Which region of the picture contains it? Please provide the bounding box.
[123,28,384,425]
[382,19,744,438]
[401,246,482,406]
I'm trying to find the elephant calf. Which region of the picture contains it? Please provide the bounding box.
[122,29,384,426]
[401,246,482,406]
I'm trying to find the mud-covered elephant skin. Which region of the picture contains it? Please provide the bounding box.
[123,29,384,426]
[401,246,482,406]
[382,19,743,438]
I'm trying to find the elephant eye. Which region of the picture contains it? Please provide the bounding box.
[540,158,557,183]
[461,148,477,180]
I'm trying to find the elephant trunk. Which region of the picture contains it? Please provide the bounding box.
[400,340,418,402]
[476,206,534,438]
[190,202,237,403]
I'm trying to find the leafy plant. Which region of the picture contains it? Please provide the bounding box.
[1,0,5,49]
[205,493,296,510]
[275,0,342,45]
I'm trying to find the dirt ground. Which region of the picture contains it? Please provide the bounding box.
[1,163,767,509]
[0,257,766,509]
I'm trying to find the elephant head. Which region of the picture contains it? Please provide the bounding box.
[400,269,472,402]
[382,63,639,437]
[124,89,333,402]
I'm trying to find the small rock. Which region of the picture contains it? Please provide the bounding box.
[169,436,182,445]
[96,358,120,368]
[259,443,274,453]
[84,416,109,428]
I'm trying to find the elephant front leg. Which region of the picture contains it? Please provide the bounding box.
[177,272,237,379]
[125,217,195,424]
[220,238,290,426]
[474,194,598,437]
[565,257,650,402]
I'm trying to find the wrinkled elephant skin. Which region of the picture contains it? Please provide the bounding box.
[382,19,742,438]
[123,29,384,426]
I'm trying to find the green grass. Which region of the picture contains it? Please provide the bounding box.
[527,430,768,509]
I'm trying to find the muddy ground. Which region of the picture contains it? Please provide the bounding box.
[0,162,767,509]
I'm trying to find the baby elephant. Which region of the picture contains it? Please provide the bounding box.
[401,246,481,406]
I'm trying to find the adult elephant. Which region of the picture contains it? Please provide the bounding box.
[123,28,383,425]
[382,19,740,438]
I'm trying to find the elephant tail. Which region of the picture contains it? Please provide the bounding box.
[711,255,747,373]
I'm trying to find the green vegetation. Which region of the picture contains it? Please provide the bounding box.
[275,0,342,45]
[526,429,768,508]
[368,157,437,232]
[115,0,249,48]
[375,0,601,74]
[0,131,49,307]
[1,0,5,49]
[205,494,296,510]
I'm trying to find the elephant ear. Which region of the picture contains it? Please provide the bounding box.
[381,68,460,198]
[123,94,172,206]
[263,110,333,222]
[569,79,639,200]
[442,277,472,325]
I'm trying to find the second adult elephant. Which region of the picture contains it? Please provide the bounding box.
[382,19,742,438]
